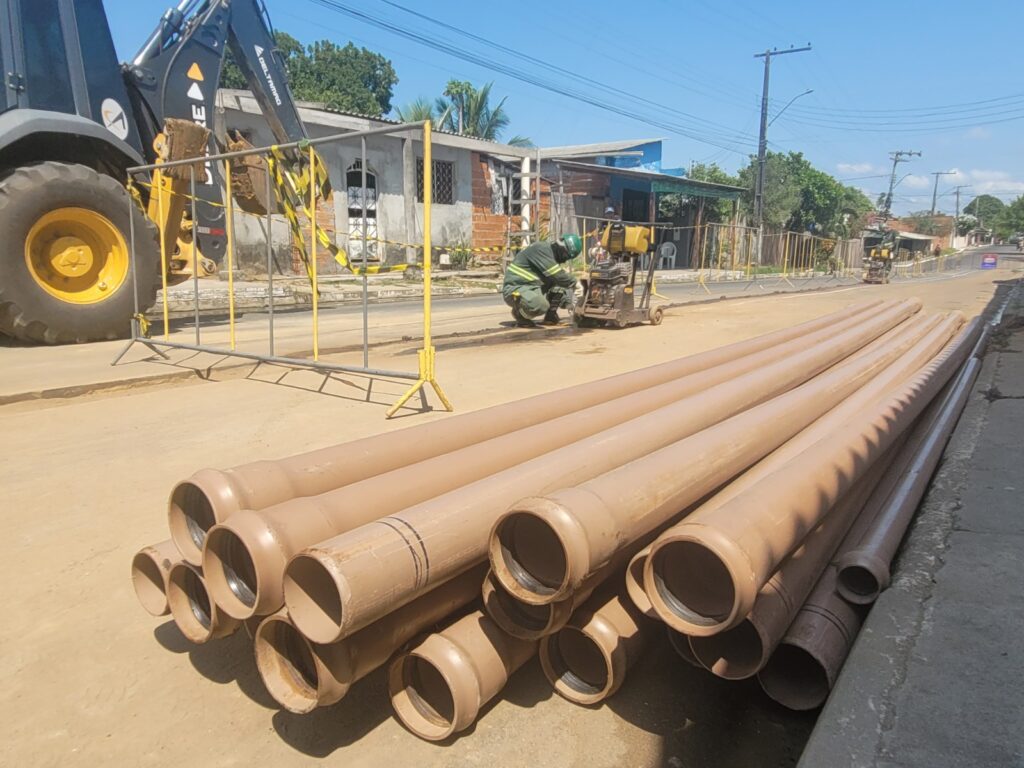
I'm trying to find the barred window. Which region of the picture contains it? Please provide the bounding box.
[506,177,522,216]
[417,158,455,205]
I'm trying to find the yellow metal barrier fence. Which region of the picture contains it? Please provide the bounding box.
[113,121,452,419]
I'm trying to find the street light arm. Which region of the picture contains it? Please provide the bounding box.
[769,89,813,126]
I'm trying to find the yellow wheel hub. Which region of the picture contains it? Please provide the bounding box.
[25,208,129,304]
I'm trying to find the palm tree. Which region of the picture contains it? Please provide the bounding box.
[436,81,515,142]
[394,97,450,124]
[403,82,532,146]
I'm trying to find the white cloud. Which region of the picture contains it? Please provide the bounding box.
[968,169,1010,183]
[942,169,1024,196]
[965,127,992,140]
[902,174,931,189]
[836,162,875,174]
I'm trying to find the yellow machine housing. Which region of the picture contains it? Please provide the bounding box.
[600,224,653,255]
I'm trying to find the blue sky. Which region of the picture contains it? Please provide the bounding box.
[108,0,1023,216]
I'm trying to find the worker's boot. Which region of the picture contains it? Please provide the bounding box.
[511,296,537,328]
[542,308,561,325]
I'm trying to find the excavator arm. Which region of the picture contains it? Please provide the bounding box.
[123,0,309,269]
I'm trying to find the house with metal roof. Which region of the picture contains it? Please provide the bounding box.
[216,90,743,272]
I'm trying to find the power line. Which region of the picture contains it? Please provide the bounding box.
[306,0,756,153]
[377,0,756,143]
[771,91,1024,117]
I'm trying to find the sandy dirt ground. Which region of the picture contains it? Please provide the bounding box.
[0,264,1014,768]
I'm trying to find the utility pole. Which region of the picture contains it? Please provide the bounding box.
[930,170,954,215]
[951,184,970,248]
[753,43,811,262]
[882,150,921,219]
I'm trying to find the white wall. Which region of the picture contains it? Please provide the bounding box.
[219,108,473,272]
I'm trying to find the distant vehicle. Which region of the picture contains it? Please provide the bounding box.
[980,254,998,269]
[1008,233,1022,245]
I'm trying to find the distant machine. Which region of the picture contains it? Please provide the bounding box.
[863,229,897,284]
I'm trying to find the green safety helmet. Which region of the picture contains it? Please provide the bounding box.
[560,233,582,258]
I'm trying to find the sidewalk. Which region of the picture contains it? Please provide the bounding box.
[799,279,1024,768]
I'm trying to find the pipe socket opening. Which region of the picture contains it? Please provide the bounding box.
[283,555,344,643]
[651,542,736,628]
[758,644,829,711]
[545,627,610,699]
[495,513,568,598]
[169,482,216,560]
[689,620,765,680]
[167,566,213,641]
[625,553,653,616]
[393,655,457,739]
[131,552,169,616]
[486,585,554,636]
[837,565,880,604]
[255,619,320,713]
[205,527,259,611]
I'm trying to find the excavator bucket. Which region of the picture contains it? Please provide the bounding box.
[160,118,211,180]
[226,132,277,216]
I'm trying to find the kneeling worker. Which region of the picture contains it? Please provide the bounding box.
[502,234,582,326]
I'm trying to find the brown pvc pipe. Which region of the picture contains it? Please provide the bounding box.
[625,545,657,618]
[283,301,923,644]
[629,312,954,633]
[687,452,890,679]
[165,563,241,644]
[388,610,536,741]
[484,536,651,640]
[170,301,880,564]
[254,564,485,713]
[757,567,865,711]
[482,569,593,641]
[645,317,981,637]
[488,302,929,608]
[203,303,890,620]
[540,587,650,705]
[131,539,182,617]
[835,356,982,604]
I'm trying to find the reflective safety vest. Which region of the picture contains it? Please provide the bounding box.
[502,242,577,291]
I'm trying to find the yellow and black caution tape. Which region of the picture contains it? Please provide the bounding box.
[133,312,152,338]
[266,145,420,279]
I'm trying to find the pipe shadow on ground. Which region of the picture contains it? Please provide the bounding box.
[153,621,278,710]
[271,674,392,757]
[605,632,817,768]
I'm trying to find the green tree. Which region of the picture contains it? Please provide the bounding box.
[964,194,1006,227]
[955,213,978,236]
[220,32,397,116]
[394,97,449,124]
[432,80,531,144]
[994,195,1024,238]
[737,152,802,230]
[658,163,741,223]
[735,152,872,237]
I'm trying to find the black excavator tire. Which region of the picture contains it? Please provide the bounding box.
[0,162,160,344]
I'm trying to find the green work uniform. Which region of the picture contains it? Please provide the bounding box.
[501,242,578,319]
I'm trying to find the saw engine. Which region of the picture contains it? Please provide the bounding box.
[574,223,664,328]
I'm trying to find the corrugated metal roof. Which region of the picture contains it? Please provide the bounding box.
[539,138,663,158]
[553,159,744,198]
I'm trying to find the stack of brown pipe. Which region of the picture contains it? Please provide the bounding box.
[128,298,981,743]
